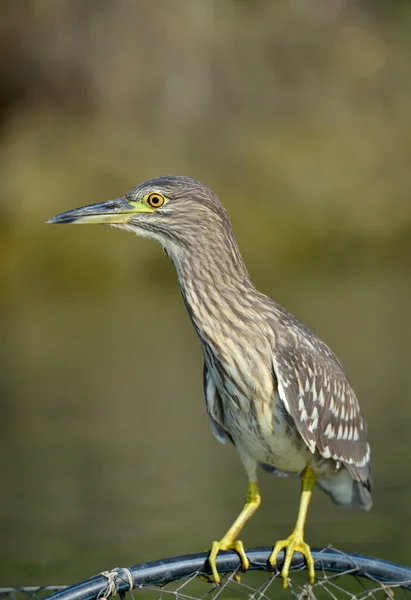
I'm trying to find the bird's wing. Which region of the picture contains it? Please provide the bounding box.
[203,362,228,444]
[273,339,371,485]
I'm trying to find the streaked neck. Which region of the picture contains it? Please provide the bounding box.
[165,237,255,336]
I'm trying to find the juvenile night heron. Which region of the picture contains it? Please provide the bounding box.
[48,176,372,588]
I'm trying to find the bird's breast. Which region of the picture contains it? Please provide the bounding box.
[221,384,308,473]
[206,351,308,474]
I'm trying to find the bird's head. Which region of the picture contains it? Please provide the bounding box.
[48,175,233,251]
[48,175,250,285]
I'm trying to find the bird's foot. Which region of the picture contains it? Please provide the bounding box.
[208,538,249,584]
[206,482,260,584]
[269,532,314,589]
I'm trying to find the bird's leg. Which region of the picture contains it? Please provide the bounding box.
[269,466,316,589]
[208,481,261,584]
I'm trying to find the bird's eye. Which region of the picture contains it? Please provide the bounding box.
[147,193,165,208]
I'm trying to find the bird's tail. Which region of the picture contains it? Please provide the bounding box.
[317,469,372,510]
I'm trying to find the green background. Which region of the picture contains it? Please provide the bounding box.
[1,0,410,587]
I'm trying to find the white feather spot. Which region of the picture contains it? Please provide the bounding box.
[321,445,331,459]
[308,416,318,433]
[355,445,370,467]
[318,388,325,407]
[277,381,291,413]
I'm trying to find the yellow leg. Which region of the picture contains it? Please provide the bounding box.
[209,481,261,584]
[269,467,316,589]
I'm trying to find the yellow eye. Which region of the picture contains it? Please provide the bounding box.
[147,193,165,208]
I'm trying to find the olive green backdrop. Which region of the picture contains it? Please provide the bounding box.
[1,0,410,586]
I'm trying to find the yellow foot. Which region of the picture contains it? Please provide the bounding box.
[208,539,249,584]
[269,534,315,589]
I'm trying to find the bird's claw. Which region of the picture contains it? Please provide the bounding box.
[269,534,315,589]
[208,539,249,584]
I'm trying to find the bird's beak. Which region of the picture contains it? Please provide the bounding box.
[47,197,153,225]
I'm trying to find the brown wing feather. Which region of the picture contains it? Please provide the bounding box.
[203,362,230,445]
[273,339,371,486]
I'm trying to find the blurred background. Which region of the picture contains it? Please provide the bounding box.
[1,0,411,587]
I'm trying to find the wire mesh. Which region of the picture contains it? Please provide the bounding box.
[128,568,406,600]
[2,548,411,600]
[114,549,411,600]
[0,587,66,600]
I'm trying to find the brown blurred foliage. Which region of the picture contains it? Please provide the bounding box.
[0,0,410,289]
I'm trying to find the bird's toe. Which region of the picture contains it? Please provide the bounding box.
[269,534,314,589]
[208,539,249,584]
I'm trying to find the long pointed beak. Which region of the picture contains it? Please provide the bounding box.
[47,197,153,225]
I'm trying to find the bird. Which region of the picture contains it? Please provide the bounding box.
[47,175,372,588]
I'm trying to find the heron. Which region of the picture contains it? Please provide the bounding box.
[48,175,372,588]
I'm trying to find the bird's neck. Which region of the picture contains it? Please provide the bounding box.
[165,238,255,336]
